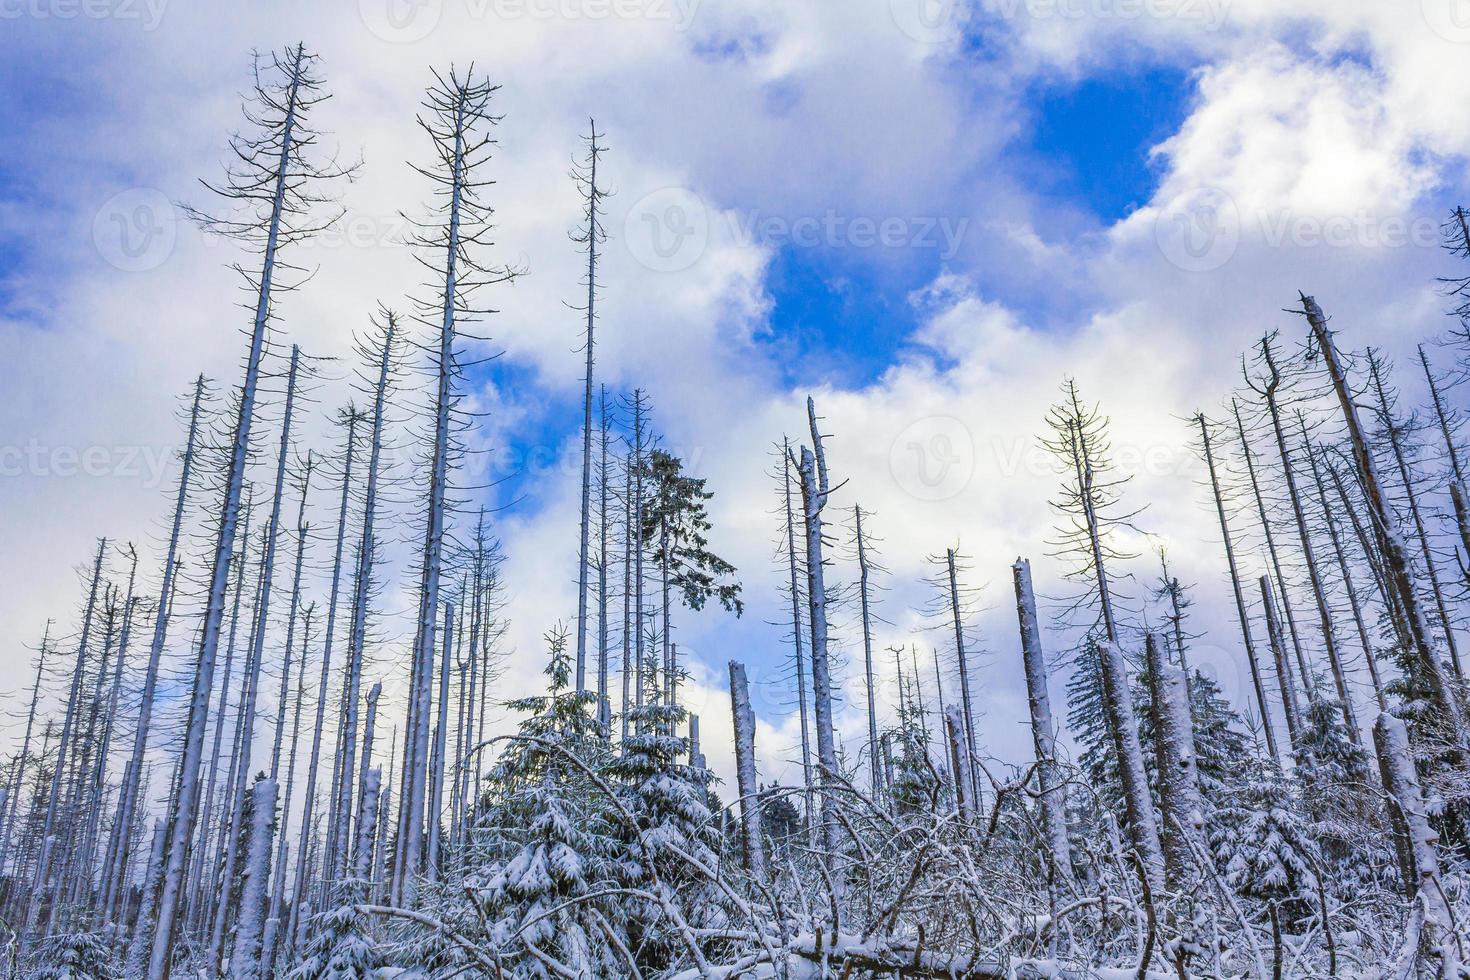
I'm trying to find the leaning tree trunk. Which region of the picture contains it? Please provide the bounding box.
[1419,344,1470,598]
[1097,639,1166,897]
[1233,398,1317,704]
[1374,713,1461,976]
[1197,414,1280,761]
[29,536,106,931]
[1012,558,1074,891]
[209,345,301,971]
[1368,353,1464,676]
[1259,338,1360,743]
[106,378,206,922]
[945,548,980,808]
[1303,294,1465,740]
[150,50,312,980]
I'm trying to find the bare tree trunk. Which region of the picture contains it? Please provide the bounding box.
[1260,576,1307,758]
[944,704,975,822]
[1374,713,1462,975]
[1196,414,1280,760]
[794,397,843,876]
[425,604,454,882]
[727,661,766,880]
[327,318,394,891]
[29,536,106,931]
[1,624,50,878]
[1257,339,1360,743]
[285,415,358,955]
[1303,294,1465,739]
[106,379,206,923]
[1144,632,1203,887]
[229,777,278,980]
[1419,344,1470,595]
[1304,431,1388,710]
[353,686,382,879]
[1233,398,1316,703]
[151,48,321,978]
[264,610,312,974]
[597,387,611,732]
[209,345,301,971]
[124,816,169,980]
[781,440,815,828]
[1096,639,1166,897]
[574,125,604,695]
[1368,352,1464,676]
[1012,558,1074,891]
[855,507,882,797]
[354,767,381,882]
[945,549,979,808]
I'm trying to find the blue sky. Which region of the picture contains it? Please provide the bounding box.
[3,2,1470,785]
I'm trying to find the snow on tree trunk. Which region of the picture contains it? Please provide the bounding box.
[728,661,766,880]
[781,439,815,829]
[795,397,843,874]
[946,548,979,808]
[1144,632,1203,887]
[209,344,301,971]
[1096,639,1166,896]
[1374,712,1461,975]
[856,507,882,797]
[355,767,381,882]
[1012,558,1074,889]
[124,817,169,980]
[944,703,976,823]
[426,603,454,881]
[230,777,278,980]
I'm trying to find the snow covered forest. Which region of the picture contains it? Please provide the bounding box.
[11,42,1470,979]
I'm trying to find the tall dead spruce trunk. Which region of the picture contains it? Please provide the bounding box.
[397,68,510,903]
[1196,413,1280,761]
[1302,294,1465,740]
[150,46,346,980]
[573,122,605,695]
[1254,336,1360,742]
[791,396,843,879]
[1144,632,1202,887]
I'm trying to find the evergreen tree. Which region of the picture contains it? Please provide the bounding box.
[32,932,118,980]
[467,626,620,978]
[287,903,381,980]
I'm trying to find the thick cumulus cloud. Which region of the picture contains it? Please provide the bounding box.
[2,0,1467,788]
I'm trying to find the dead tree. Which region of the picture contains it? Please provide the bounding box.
[151,46,349,978]
[1302,294,1465,739]
[1366,349,1463,676]
[791,396,844,874]
[1195,413,1280,760]
[1251,335,1360,741]
[572,121,606,695]
[1012,558,1074,891]
[727,661,766,880]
